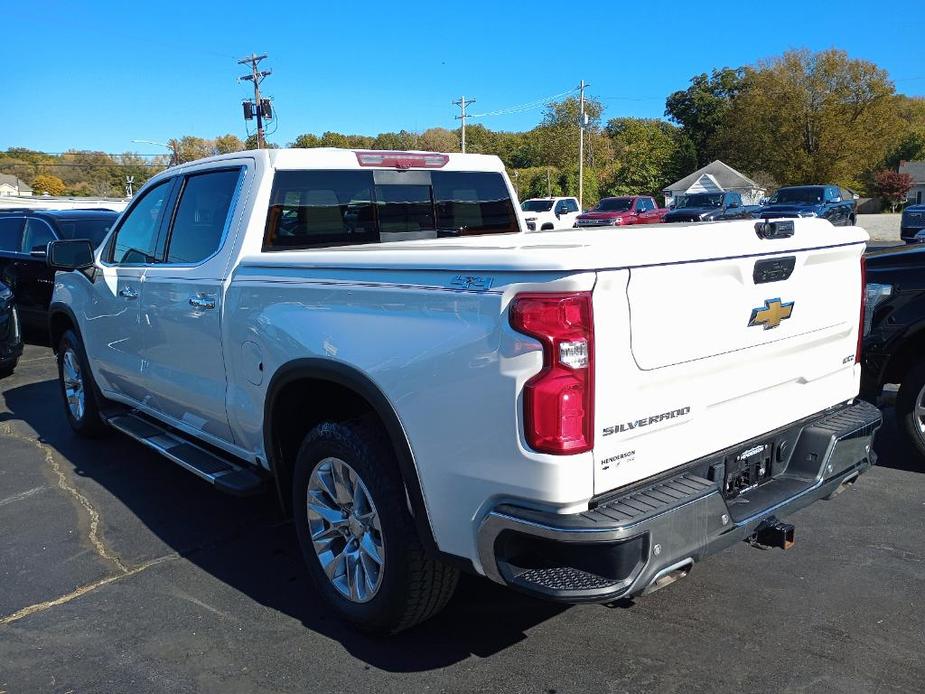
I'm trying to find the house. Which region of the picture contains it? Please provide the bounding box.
[0,174,33,197]
[663,160,765,207]
[899,161,925,206]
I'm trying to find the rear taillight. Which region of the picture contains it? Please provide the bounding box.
[856,255,866,363]
[510,293,594,454]
[354,151,449,169]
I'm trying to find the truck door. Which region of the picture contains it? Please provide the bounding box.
[138,165,245,444]
[14,218,58,328]
[0,216,25,318]
[88,178,175,404]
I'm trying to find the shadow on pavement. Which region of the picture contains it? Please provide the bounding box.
[870,406,924,474]
[1,377,569,672]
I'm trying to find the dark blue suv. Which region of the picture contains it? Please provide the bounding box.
[901,204,925,243]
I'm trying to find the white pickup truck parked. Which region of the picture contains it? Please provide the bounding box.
[521,196,581,231]
[47,148,881,633]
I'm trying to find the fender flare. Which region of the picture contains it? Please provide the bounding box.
[48,302,83,352]
[263,358,440,555]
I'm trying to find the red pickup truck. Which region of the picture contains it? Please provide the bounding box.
[575,195,669,228]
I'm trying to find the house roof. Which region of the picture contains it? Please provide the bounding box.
[664,160,760,193]
[0,173,32,192]
[899,160,925,183]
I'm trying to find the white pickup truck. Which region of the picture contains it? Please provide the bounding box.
[47,148,881,634]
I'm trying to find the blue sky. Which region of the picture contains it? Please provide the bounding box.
[6,0,925,154]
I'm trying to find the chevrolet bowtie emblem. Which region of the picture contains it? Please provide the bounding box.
[748,298,794,330]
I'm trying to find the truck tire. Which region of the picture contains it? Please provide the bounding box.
[56,330,108,437]
[896,360,925,462]
[292,421,458,633]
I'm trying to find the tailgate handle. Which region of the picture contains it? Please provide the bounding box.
[755,220,795,239]
[754,256,796,284]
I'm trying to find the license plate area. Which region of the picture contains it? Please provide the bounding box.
[722,442,774,499]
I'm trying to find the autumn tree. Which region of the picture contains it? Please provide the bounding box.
[31,174,66,196]
[874,170,914,211]
[213,134,245,154]
[716,49,903,189]
[418,127,458,153]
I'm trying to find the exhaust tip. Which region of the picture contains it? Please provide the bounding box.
[643,558,694,595]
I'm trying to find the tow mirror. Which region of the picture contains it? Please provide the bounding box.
[47,239,95,271]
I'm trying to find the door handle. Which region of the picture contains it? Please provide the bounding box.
[189,294,216,310]
[118,286,138,299]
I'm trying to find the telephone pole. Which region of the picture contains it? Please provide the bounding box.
[454,96,475,153]
[238,54,272,149]
[578,79,588,210]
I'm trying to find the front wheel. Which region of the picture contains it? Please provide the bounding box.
[57,330,108,437]
[292,421,458,633]
[896,360,925,463]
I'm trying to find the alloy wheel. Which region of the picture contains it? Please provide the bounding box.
[306,457,385,603]
[62,348,85,422]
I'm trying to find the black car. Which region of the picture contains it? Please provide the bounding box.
[0,209,119,331]
[759,185,857,226]
[861,244,925,461]
[900,203,925,243]
[0,280,23,376]
[662,191,757,223]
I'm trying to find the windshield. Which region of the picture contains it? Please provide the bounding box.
[769,187,825,204]
[521,200,554,212]
[596,198,633,212]
[679,193,724,208]
[55,218,116,247]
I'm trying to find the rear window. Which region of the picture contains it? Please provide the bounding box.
[264,169,517,250]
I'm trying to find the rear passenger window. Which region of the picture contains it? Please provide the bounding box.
[0,217,24,252]
[166,169,241,264]
[22,218,56,253]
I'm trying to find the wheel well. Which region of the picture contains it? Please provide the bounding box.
[883,330,925,385]
[49,311,75,352]
[540,222,554,230]
[270,378,377,503]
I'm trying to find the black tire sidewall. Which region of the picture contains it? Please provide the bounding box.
[57,330,105,436]
[291,422,420,633]
[896,361,925,459]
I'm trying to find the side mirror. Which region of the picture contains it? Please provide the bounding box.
[30,244,48,258]
[47,239,95,271]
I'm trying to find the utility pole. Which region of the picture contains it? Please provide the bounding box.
[238,54,272,149]
[578,79,588,210]
[454,96,475,153]
[125,175,134,197]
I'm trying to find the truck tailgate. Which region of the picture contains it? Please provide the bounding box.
[592,237,865,496]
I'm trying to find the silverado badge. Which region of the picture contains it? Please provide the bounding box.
[748,298,794,330]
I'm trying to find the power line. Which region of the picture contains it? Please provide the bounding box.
[468,88,577,119]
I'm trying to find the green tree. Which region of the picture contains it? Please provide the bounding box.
[418,127,458,153]
[716,49,903,189]
[372,130,418,150]
[602,118,691,198]
[290,133,322,148]
[665,67,748,167]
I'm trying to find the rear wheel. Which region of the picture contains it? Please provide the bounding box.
[292,421,458,633]
[896,360,925,462]
[57,330,107,437]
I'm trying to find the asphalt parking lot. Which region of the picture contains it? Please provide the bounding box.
[1,343,924,693]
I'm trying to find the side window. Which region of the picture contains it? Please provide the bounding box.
[566,199,579,213]
[638,198,651,212]
[21,218,57,253]
[0,217,25,252]
[555,200,567,214]
[165,169,241,264]
[110,180,173,264]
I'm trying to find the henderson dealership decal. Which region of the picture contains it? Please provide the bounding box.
[602,406,692,437]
